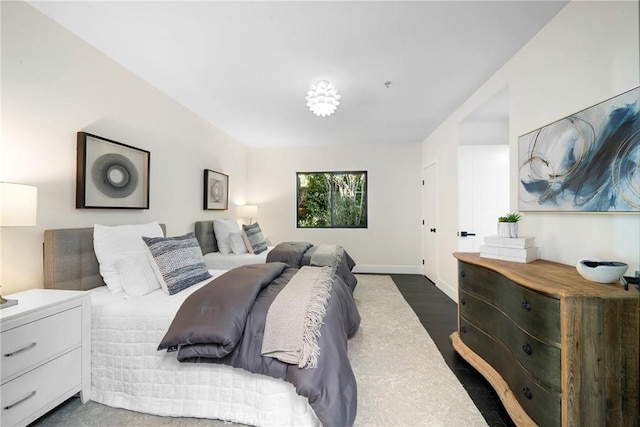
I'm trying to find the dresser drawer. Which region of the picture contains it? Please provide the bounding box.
[1,347,81,427]
[459,261,560,343]
[460,317,561,427]
[1,307,82,382]
[460,290,561,390]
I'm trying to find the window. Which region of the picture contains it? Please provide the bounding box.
[296,171,367,228]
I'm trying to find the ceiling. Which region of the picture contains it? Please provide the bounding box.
[27,1,568,148]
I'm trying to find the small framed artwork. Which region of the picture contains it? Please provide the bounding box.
[204,169,229,210]
[76,132,150,209]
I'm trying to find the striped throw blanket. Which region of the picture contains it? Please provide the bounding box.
[261,266,334,368]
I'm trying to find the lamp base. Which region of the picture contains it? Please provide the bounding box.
[0,296,18,309]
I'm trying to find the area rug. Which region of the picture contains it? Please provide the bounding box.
[350,274,486,426]
[31,274,486,427]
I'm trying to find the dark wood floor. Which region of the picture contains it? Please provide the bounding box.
[390,274,515,427]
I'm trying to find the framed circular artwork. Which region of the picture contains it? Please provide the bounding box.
[76,132,150,209]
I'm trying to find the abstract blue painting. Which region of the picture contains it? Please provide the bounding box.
[518,87,639,212]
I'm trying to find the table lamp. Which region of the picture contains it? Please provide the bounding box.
[237,204,258,224]
[0,182,38,309]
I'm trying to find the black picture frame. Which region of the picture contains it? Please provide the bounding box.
[76,132,150,209]
[204,169,229,210]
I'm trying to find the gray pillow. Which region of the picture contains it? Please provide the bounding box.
[143,232,212,295]
[242,222,268,254]
[194,220,218,254]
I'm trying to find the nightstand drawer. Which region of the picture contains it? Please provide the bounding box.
[1,347,81,427]
[1,307,81,382]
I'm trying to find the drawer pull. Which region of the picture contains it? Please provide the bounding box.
[3,342,37,357]
[460,270,466,278]
[3,390,36,410]
[461,326,467,334]
[522,343,533,355]
[521,300,531,312]
[460,297,466,305]
[522,387,533,400]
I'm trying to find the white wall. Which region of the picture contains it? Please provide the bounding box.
[1,2,249,293]
[458,121,508,146]
[5,1,636,295]
[423,1,640,296]
[247,143,422,273]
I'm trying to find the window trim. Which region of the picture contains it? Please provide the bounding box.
[296,170,368,229]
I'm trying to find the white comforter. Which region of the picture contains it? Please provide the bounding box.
[89,270,320,426]
[202,247,273,270]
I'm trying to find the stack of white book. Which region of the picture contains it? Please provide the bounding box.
[480,235,539,263]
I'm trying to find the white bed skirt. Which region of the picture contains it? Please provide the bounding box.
[89,276,320,427]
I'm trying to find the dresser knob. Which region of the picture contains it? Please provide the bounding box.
[522,387,533,400]
[460,297,466,305]
[522,343,532,355]
[460,270,466,278]
[521,300,531,312]
[461,326,467,334]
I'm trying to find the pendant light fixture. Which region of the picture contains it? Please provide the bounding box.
[305,80,341,117]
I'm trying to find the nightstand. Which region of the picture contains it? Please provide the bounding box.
[0,289,91,427]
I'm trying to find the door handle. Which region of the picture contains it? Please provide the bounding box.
[458,231,476,237]
[430,228,436,233]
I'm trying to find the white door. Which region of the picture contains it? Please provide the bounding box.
[423,163,438,282]
[458,145,509,252]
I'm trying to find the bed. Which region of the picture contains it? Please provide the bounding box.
[194,220,273,269]
[194,220,358,290]
[43,224,361,427]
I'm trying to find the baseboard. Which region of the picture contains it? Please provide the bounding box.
[434,278,458,302]
[352,266,459,303]
[353,265,423,275]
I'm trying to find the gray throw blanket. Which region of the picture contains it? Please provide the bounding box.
[266,241,313,267]
[311,244,344,269]
[158,263,286,356]
[267,241,358,291]
[158,263,361,427]
[262,266,334,368]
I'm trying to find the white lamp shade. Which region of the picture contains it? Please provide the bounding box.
[0,183,38,226]
[237,204,258,219]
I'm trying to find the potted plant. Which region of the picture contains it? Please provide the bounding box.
[497,212,521,238]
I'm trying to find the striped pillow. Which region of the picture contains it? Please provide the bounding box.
[242,222,268,254]
[143,232,212,295]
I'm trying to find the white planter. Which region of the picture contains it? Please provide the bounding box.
[497,222,518,238]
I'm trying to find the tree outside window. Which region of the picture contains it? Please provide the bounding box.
[297,171,367,228]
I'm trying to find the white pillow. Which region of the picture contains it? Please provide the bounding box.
[229,231,249,254]
[93,221,164,293]
[213,219,240,255]
[145,250,169,294]
[115,252,162,297]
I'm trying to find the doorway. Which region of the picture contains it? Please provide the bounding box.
[422,163,438,282]
[457,88,510,252]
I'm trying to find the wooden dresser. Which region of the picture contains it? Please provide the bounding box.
[451,252,639,427]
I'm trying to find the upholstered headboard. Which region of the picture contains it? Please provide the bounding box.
[194,220,218,255]
[43,224,166,291]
